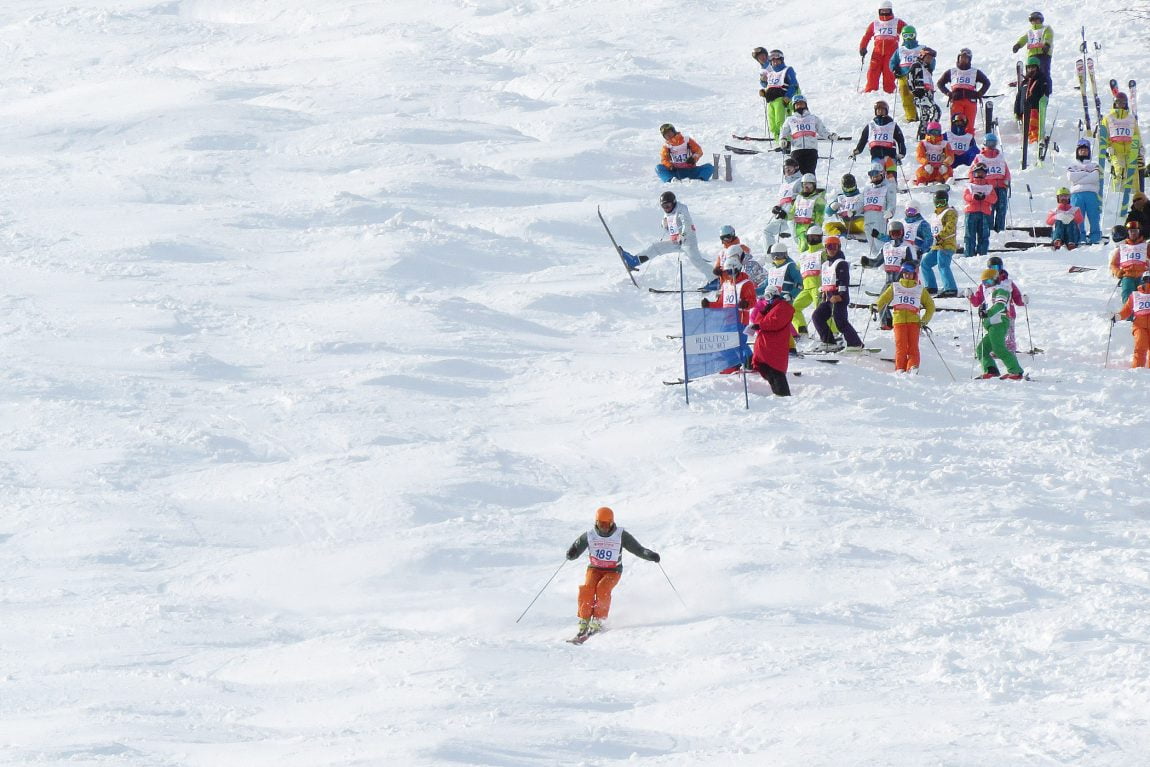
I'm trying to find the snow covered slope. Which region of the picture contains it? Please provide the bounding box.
[1,1,1148,765]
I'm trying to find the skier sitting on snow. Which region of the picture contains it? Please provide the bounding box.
[873,260,935,373]
[620,191,712,280]
[945,112,979,169]
[1112,273,1150,368]
[779,94,837,175]
[656,123,715,183]
[566,506,659,638]
[850,100,907,165]
[914,121,954,185]
[748,286,797,396]
[1045,188,1085,250]
[824,173,866,240]
[763,156,803,249]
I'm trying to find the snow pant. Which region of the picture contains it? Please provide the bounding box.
[767,98,791,141]
[964,211,992,258]
[1110,150,1139,217]
[915,164,952,185]
[791,275,820,332]
[990,186,1009,232]
[1133,326,1150,368]
[636,236,712,280]
[577,568,621,620]
[1051,220,1082,248]
[977,319,1022,375]
[949,97,978,131]
[656,164,714,182]
[866,54,896,93]
[1120,275,1142,305]
[763,213,791,250]
[754,362,791,396]
[825,217,866,239]
[1071,191,1102,244]
[812,298,862,347]
[863,211,887,253]
[893,322,921,371]
[897,76,917,121]
[793,221,813,253]
[921,248,957,293]
[791,147,818,175]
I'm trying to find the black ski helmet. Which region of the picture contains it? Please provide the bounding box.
[1113,224,1129,241]
[1076,138,1091,158]
[1029,10,1044,23]
[659,191,677,206]
[986,255,1004,270]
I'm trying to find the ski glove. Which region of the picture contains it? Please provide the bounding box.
[859,48,867,57]
[922,164,934,175]
[645,550,661,563]
[772,205,784,216]
[1012,43,1022,53]
[701,298,712,308]
[566,545,579,560]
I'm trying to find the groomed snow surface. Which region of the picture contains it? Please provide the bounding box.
[2,0,1148,765]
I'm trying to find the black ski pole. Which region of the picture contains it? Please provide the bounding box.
[1025,183,1034,213]
[515,559,566,623]
[856,52,866,93]
[1105,317,1115,368]
[923,326,956,381]
[658,562,688,610]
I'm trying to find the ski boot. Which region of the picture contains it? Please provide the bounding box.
[620,250,641,271]
[588,617,603,634]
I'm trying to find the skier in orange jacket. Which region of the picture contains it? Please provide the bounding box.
[1114,274,1150,368]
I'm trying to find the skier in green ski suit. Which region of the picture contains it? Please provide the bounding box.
[975,269,1025,379]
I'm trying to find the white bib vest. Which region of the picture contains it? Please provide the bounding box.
[1132,291,1150,317]
[587,527,623,568]
[820,259,840,292]
[949,67,977,91]
[883,241,915,272]
[891,282,922,312]
[793,194,818,223]
[1119,241,1149,269]
[863,186,886,211]
[869,120,895,148]
[800,249,823,277]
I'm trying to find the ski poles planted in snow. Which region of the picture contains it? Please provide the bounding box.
[515,559,566,623]
[1105,317,1115,368]
[923,326,956,381]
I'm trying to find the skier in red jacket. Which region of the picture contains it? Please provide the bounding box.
[859,1,906,93]
[749,286,796,396]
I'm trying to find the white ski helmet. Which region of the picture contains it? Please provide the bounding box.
[723,244,745,259]
[722,252,743,273]
[762,285,783,300]
[879,0,893,10]
[806,225,824,239]
[801,173,818,185]
[719,224,737,238]
[768,243,788,257]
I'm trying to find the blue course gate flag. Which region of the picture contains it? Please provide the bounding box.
[682,306,746,380]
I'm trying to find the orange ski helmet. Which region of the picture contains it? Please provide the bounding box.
[595,506,615,527]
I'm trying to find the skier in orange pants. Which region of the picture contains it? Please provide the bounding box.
[565,507,660,638]
[874,261,935,372]
[1114,274,1150,368]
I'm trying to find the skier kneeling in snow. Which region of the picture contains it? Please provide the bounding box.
[566,507,659,637]
[1046,188,1084,250]
[748,286,795,396]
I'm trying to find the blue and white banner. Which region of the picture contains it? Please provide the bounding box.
[682,307,746,380]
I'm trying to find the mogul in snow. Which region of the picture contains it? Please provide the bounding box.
[936,48,991,129]
[1066,139,1104,245]
[656,123,715,183]
[1112,274,1150,368]
[565,507,660,639]
[1046,188,1085,250]
[859,0,906,94]
[873,261,935,373]
[620,191,712,280]
[921,187,959,298]
[779,94,837,175]
[1109,219,1149,305]
[973,133,1012,232]
[748,286,796,396]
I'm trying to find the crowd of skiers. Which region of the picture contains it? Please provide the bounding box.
[628,3,1150,381]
